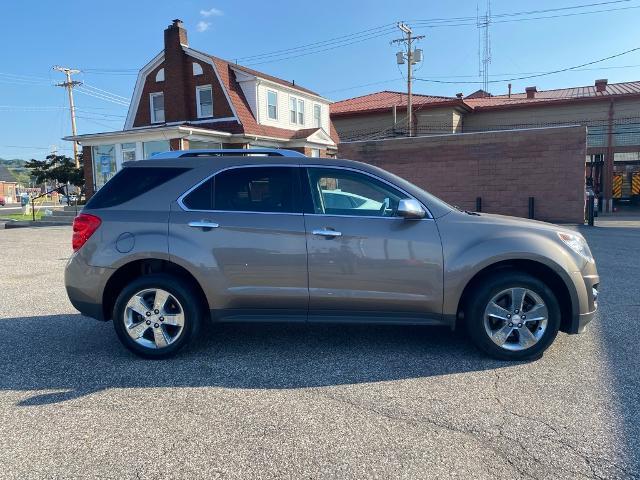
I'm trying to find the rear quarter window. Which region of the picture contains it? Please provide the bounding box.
[86,167,189,209]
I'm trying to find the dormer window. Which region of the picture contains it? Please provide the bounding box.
[150,92,165,123]
[196,85,213,118]
[313,104,321,128]
[290,96,304,125]
[267,90,278,120]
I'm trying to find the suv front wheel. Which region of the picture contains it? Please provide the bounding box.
[466,271,561,361]
[112,274,202,359]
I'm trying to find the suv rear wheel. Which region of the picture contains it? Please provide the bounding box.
[465,271,561,361]
[112,274,202,359]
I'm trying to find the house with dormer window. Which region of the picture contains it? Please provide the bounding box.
[66,19,338,197]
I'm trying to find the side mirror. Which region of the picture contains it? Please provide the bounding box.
[397,198,426,219]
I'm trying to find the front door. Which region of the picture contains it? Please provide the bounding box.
[303,167,444,322]
[169,165,308,319]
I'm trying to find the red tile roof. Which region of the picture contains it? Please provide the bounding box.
[331,91,465,116]
[331,81,640,118]
[465,80,640,110]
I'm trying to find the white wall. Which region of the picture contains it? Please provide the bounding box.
[254,81,331,132]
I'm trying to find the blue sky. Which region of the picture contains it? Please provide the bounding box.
[1,0,639,160]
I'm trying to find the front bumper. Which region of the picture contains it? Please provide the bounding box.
[567,270,599,334]
[65,252,113,321]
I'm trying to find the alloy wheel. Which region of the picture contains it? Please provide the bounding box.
[483,287,549,352]
[123,288,185,349]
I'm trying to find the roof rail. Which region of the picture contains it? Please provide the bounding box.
[150,148,306,159]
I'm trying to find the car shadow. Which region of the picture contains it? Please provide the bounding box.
[0,314,508,406]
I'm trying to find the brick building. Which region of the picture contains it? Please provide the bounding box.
[0,165,18,204]
[66,20,338,197]
[331,81,640,212]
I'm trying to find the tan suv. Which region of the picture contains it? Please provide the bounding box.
[65,149,599,360]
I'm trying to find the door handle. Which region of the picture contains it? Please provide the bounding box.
[312,228,342,238]
[188,220,219,229]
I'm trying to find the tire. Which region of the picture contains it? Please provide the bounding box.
[465,271,561,361]
[112,273,202,359]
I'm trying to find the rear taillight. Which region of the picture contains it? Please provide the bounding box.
[72,213,102,251]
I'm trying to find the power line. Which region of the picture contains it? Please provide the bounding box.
[244,29,398,66]
[237,24,396,62]
[75,88,130,107]
[416,45,640,85]
[80,82,129,101]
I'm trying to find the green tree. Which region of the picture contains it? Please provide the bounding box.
[25,153,84,187]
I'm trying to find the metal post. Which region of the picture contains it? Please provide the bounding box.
[528,197,535,219]
[587,193,595,226]
[31,198,35,222]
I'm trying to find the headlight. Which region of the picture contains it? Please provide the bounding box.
[557,231,594,262]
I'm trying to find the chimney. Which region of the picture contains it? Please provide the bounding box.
[525,86,537,99]
[162,19,189,122]
[508,83,512,98]
[165,19,188,49]
[595,79,608,92]
[455,93,463,99]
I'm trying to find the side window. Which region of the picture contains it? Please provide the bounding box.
[215,167,298,213]
[182,178,213,210]
[182,167,300,213]
[306,168,408,217]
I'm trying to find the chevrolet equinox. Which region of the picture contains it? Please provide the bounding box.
[65,149,599,360]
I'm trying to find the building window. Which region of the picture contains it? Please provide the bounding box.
[196,85,213,118]
[121,143,136,162]
[313,104,321,128]
[150,92,165,123]
[289,96,304,125]
[143,140,170,158]
[193,63,203,76]
[92,144,116,190]
[155,68,164,82]
[189,140,223,150]
[290,97,297,123]
[267,90,278,120]
[298,99,304,124]
[311,148,321,158]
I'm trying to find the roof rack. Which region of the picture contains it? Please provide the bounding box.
[150,148,306,159]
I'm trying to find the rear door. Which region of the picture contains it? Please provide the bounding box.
[302,166,444,323]
[169,165,308,319]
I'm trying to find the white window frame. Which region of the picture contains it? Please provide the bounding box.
[289,96,297,124]
[297,98,305,125]
[196,84,213,119]
[310,148,321,158]
[313,104,321,128]
[289,95,305,125]
[121,142,137,162]
[267,90,278,120]
[149,92,165,124]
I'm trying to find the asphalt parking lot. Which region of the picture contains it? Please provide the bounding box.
[0,224,638,479]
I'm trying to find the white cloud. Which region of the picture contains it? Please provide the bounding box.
[196,21,212,32]
[200,7,223,17]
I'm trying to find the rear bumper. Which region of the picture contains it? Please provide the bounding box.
[64,252,113,321]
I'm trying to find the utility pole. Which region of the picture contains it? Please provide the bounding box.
[392,22,424,137]
[53,66,82,167]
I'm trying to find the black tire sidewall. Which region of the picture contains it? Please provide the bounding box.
[466,272,561,361]
[112,274,201,359]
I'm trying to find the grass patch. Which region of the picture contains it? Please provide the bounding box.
[2,212,44,221]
